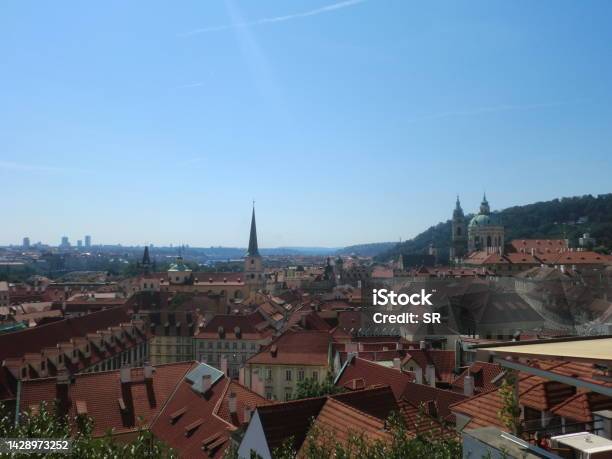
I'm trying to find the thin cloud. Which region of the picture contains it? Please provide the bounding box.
[405,100,584,124]
[179,0,366,36]
[0,160,89,174]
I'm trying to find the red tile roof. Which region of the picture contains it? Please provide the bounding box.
[195,312,270,340]
[301,397,391,452]
[402,349,456,384]
[400,382,468,421]
[397,398,457,440]
[151,370,271,458]
[246,330,331,366]
[336,357,415,399]
[256,396,327,453]
[552,391,612,422]
[450,360,612,430]
[510,239,568,254]
[19,362,195,437]
[0,305,131,361]
[452,361,504,395]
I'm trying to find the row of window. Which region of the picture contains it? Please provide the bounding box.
[197,340,258,351]
[260,368,318,383]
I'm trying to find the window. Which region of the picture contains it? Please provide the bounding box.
[312,371,318,381]
[232,342,237,350]
[217,342,222,349]
[224,342,229,349]
[266,368,272,381]
[241,342,246,350]
[208,342,213,349]
[285,392,292,401]
[250,343,256,350]
[297,369,305,381]
[285,370,292,381]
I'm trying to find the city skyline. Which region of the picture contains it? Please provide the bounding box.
[2,1,612,246]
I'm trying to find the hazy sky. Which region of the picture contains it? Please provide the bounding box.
[2,1,612,248]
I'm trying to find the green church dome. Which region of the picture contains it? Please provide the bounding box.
[469,213,502,227]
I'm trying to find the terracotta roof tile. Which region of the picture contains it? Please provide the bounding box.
[247,330,331,366]
[19,362,195,437]
[150,365,270,458]
[336,357,414,399]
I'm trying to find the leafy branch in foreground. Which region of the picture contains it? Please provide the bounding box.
[0,401,175,458]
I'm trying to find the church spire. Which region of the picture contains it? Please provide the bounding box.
[453,195,464,219]
[480,192,490,215]
[247,204,260,257]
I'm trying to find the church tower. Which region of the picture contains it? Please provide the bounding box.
[244,205,264,288]
[141,245,151,274]
[450,196,467,261]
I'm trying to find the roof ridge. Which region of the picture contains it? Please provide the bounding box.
[323,397,387,425]
[148,361,201,428]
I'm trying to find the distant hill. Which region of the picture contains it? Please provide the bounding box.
[336,242,396,257]
[378,193,612,263]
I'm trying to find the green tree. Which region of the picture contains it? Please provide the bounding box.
[292,373,344,400]
[497,371,522,436]
[301,411,461,459]
[0,401,176,458]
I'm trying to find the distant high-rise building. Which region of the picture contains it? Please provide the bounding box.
[60,236,70,248]
[77,240,83,248]
[22,237,30,249]
[85,235,91,248]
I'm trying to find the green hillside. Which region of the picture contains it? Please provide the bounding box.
[378,194,612,263]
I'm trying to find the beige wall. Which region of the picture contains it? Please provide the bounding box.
[149,335,193,365]
[245,363,329,401]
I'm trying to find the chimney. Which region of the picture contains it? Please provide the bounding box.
[228,392,237,414]
[221,357,228,376]
[202,374,212,394]
[426,364,436,387]
[464,375,475,396]
[120,365,131,384]
[243,405,252,424]
[269,345,278,358]
[393,358,401,370]
[419,340,427,350]
[56,369,70,414]
[415,366,423,384]
[144,362,154,380]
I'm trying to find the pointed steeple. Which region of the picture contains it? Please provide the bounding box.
[480,192,490,215]
[247,204,260,257]
[453,195,464,219]
[142,245,151,275]
[142,246,151,265]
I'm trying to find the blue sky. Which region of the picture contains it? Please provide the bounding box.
[1,0,612,248]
